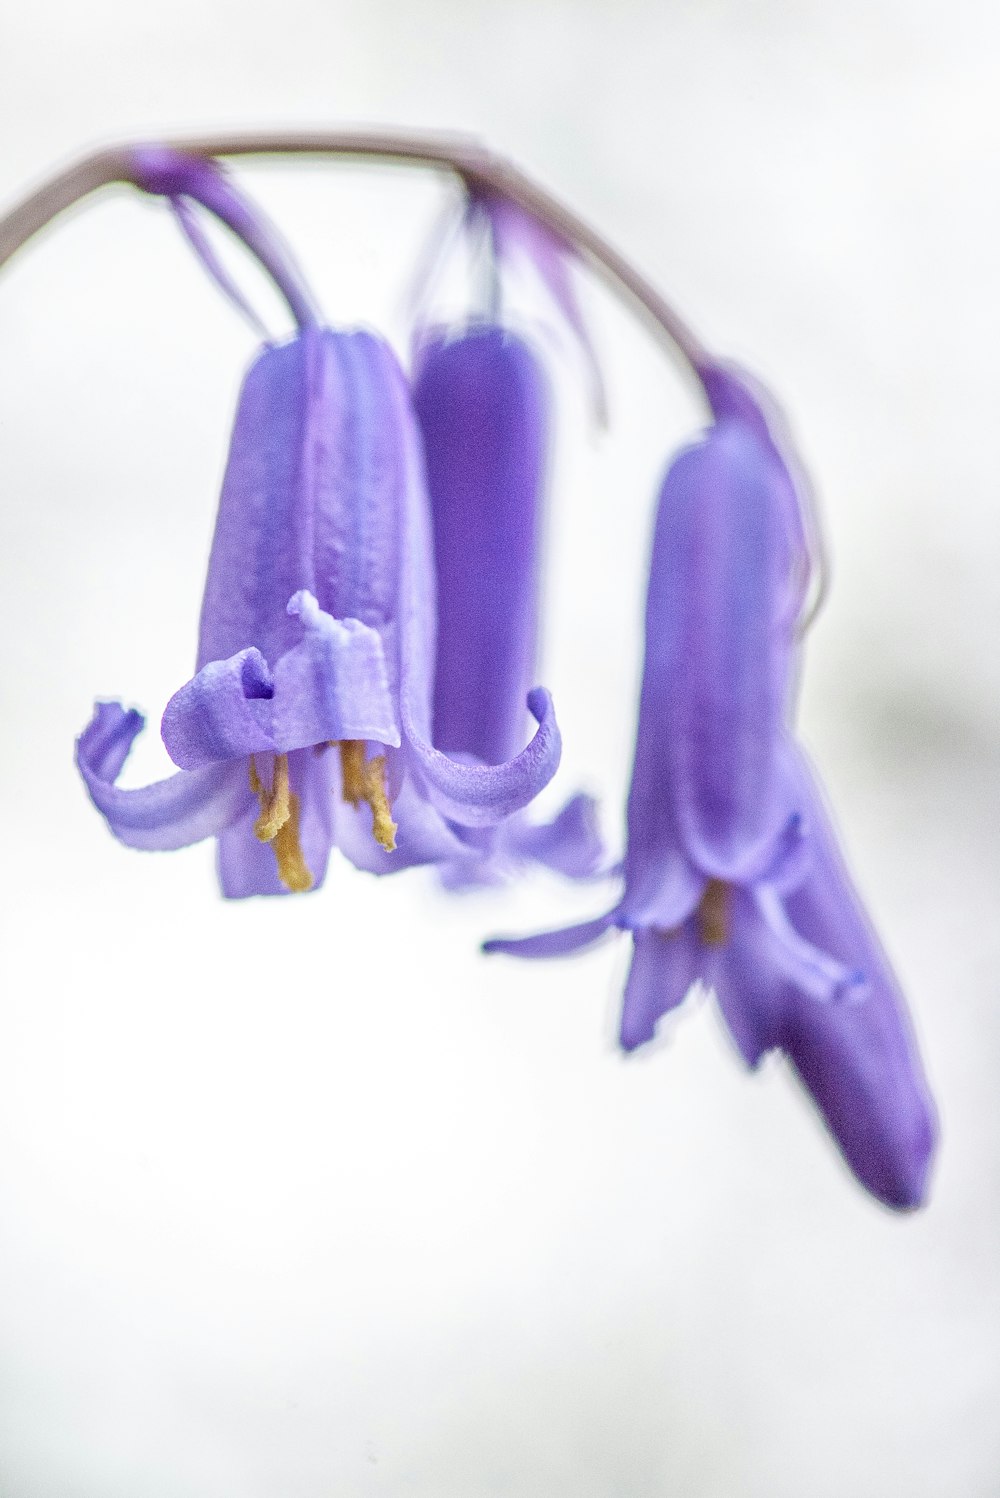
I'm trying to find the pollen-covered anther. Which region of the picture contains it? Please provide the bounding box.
[249,753,314,891]
[250,752,291,841]
[698,878,730,947]
[272,793,314,892]
[337,740,398,853]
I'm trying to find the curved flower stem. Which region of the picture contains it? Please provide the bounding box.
[0,128,826,626]
[0,141,322,330]
[128,146,322,330]
[0,129,708,374]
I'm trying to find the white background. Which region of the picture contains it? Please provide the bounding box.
[0,1,998,1493]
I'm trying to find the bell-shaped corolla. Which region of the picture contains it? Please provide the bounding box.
[412,322,602,886]
[77,327,563,895]
[487,362,937,1211]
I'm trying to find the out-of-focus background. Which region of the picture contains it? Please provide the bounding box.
[0,1,997,1493]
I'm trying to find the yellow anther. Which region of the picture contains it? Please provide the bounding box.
[250,752,291,842]
[249,753,313,892]
[365,756,397,852]
[338,739,368,807]
[698,878,730,947]
[337,740,398,853]
[272,793,314,892]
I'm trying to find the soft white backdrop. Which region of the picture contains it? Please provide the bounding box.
[0,1,997,1494]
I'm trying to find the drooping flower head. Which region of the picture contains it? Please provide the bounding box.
[77,154,563,895]
[79,325,563,894]
[413,322,603,886]
[488,361,938,1210]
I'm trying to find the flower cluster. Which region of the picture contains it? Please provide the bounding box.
[78,151,594,897]
[74,148,936,1207]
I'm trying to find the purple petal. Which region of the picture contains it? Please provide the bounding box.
[442,792,606,890]
[619,648,703,928]
[620,830,703,932]
[637,421,803,881]
[402,686,561,827]
[217,804,285,898]
[271,593,398,750]
[507,792,605,879]
[483,911,615,959]
[197,331,331,668]
[709,747,937,1209]
[357,319,555,828]
[780,972,937,1211]
[713,888,859,1071]
[161,648,277,769]
[751,884,865,1004]
[619,924,703,1052]
[77,701,249,852]
[163,593,399,771]
[776,749,938,1209]
[414,325,550,767]
[197,330,412,689]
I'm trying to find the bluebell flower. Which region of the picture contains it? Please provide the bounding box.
[413,322,603,887]
[77,327,563,894]
[487,361,938,1209]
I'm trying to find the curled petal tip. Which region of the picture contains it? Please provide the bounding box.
[525,685,550,719]
[77,700,249,853]
[402,685,560,828]
[161,649,276,770]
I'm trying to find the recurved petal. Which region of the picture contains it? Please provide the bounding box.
[402,686,561,827]
[639,422,802,881]
[163,593,400,772]
[414,325,550,768]
[161,648,277,770]
[619,924,703,1052]
[77,701,250,852]
[398,345,561,829]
